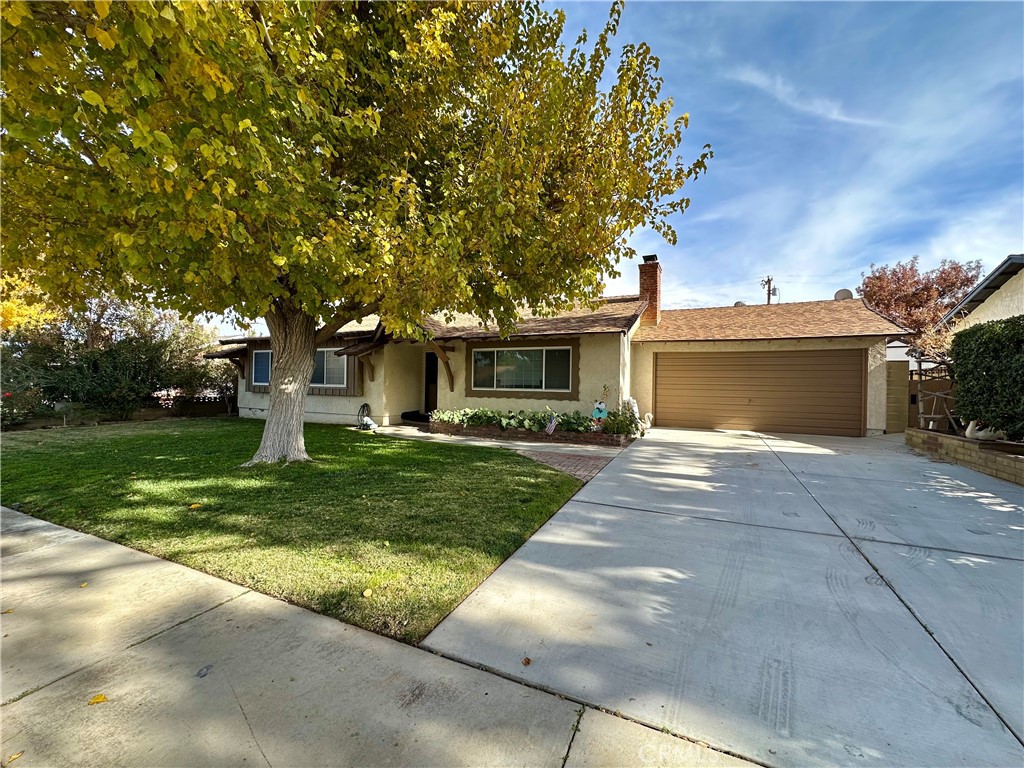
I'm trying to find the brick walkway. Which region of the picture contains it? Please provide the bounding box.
[520,450,613,483]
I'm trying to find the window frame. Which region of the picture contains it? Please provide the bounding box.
[251,349,272,386]
[310,348,348,388]
[470,346,573,393]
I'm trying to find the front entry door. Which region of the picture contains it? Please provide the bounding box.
[424,352,438,413]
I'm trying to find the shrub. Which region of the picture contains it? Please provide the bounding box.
[0,388,46,430]
[602,407,643,436]
[431,407,582,433]
[556,410,593,433]
[950,315,1024,441]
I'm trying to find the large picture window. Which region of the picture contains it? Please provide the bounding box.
[311,349,347,387]
[471,347,572,392]
[251,350,272,386]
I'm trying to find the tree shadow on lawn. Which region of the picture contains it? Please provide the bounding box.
[2,419,581,642]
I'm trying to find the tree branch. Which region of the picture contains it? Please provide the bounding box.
[247,2,280,72]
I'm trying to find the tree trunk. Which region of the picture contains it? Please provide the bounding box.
[244,304,318,465]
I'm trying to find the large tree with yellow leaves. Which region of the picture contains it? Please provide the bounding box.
[1,0,711,462]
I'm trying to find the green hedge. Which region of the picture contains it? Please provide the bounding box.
[950,314,1024,441]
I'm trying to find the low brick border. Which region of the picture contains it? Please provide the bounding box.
[905,428,1023,486]
[428,421,634,447]
[520,450,613,483]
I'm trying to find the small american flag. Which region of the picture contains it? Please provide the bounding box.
[545,414,557,435]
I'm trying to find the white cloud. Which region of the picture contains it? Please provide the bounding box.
[727,65,886,127]
[915,194,1024,273]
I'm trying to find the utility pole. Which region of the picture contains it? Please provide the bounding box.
[760,275,774,305]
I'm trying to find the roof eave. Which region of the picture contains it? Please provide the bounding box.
[939,254,1024,325]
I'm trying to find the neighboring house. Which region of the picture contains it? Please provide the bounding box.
[212,256,905,437]
[940,254,1024,332]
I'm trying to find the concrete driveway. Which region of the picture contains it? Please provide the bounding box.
[424,429,1024,767]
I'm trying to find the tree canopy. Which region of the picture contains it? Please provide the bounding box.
[1,0,712,461]
[858,256,982,360]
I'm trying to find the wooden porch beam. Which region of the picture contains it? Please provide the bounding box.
[359,353,375,383]
[426,340,455,392]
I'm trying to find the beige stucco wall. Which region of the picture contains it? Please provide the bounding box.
[630,337,889,435]
[237,343,423,427]
[436,334,627,415]
[381,343,427,422]
[955,270,1024,331]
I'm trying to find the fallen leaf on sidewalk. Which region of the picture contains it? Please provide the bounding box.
[5,750,24,764]
[79,583,88,588]
[0,609,12,615]
[87,694,108,705]
[521,657,532,666]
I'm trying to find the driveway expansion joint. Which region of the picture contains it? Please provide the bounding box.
[559,705,585,768]
[756,432,1024,750]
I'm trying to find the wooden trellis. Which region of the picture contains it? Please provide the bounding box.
[912,360,957,432]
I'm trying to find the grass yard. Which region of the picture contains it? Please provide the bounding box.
[1,418,580,642]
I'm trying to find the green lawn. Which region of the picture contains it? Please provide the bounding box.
[1,419,579,642]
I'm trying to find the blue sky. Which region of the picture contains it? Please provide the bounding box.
[562,1,1024,307]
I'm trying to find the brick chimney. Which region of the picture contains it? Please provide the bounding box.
[638,254,661,325]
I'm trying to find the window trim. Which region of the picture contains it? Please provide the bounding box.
[464,338,580,401]
[310,348,348,388]
[471,346,572,393]
[251,349,272,386]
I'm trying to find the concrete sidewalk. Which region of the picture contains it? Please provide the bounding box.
[0,507,752,767]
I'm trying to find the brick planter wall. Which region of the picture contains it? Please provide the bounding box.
[428,421,634,447]
[905,428,1023,486]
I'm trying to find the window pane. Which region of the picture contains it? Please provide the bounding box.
[473,351,495,389]
[496,349,543,389]
[325,353,347,386]
[545,349,571,390]
[311,350,326,385]
[253,351,272,385]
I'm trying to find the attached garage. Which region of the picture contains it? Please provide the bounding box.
[654,348,865,436]
[630,296,906,437]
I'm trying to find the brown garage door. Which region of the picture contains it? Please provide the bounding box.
[654,349,866,437]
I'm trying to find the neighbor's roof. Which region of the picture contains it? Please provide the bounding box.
[204,344,247,359]
[939,254,1024,324]
[633,298,906,342]
[216,296,647,345]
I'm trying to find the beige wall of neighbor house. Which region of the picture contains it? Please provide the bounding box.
[630,337,889,434]
[886,360,910,434]
[435,334,627,415]
[955,270,1024,331]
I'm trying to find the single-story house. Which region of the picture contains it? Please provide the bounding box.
[213,256,905,437]
[940,254,1024,332]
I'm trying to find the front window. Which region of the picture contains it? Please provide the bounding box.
[251,350,272,386]
[471,347,572,391]
[311,349,347,387]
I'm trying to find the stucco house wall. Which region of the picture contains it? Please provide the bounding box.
[435,333,627,415]
[629,337,888,435]
[238,343,423,427]
[955,270,1024,331]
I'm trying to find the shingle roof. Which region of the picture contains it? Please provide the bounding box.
[428,295,648,339]
[216,297,647,345]
[633,299,906,342]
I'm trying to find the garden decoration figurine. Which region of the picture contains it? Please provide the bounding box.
[591,400,608,430]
